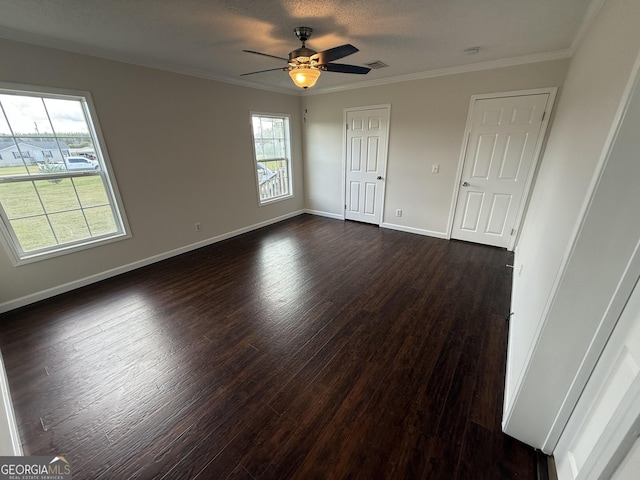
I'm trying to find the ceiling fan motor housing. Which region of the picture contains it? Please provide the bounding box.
[289,46,317,64]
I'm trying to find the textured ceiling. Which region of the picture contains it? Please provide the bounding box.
[0,0,599,94]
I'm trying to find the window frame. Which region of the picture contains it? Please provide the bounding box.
[0,82,130,266]
[249,112,294,206]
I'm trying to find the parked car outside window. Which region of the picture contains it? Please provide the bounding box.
[64,157,99,170]
[37,156,99,172]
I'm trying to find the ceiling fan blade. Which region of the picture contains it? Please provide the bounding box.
[321,63,371,74]
[243,50,289,62]
[312,44,359,64]
[240,67,287,76]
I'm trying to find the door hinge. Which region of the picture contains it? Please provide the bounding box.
[511,228,516,236]
[344,204,347,209]
[541,111,546,122]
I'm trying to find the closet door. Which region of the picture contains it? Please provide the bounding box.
[554,280,640,480]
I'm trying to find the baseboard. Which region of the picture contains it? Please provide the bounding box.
[0,210,305,314]
[303,209,344,220]
[302,214,450,240]
[381,222,448,239]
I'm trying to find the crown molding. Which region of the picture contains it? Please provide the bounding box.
[303,50,573,96]
[0,27,299,96]
[570,0,608,53]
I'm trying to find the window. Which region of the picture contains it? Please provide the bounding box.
[0,84,129,264]
[250,113,293,204]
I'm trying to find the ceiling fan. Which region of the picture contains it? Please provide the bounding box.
[241,27,371,89]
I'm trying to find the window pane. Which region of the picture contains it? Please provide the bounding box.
[0,95,54,135]
[0,182,44,218]
[262,140,276,159]
[0,137,31,176]
[254,141,264,160]
[85,205,117,235]
[274,139,285,158]
[60,136,96,159]
[252,116,262,137]
[43,98,90,135]
[273,119,284,138]
[73,176,109,207]
[56,138,73,159]
[0,112,12,135]
[260,118,273,138]
[11,137,55,174]
[49,210,90,243]
[34,179,80,213]
[11,216,56,252]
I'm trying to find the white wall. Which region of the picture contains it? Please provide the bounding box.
[504,0,640,451]
[553,69,640,479]
[301,60,569,235]
[0,38,304,311]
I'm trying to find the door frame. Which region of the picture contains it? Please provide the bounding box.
[342,104,391,225]
[447,88,557,250]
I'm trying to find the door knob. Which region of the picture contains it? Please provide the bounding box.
[462,181,470,187]
[377,176,382,180]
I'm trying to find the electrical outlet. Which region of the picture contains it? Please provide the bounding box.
[432,164,440,174]
[396,209,402,217]
[194,222,201,232]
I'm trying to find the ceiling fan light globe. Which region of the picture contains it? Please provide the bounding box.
[289,68,321,88]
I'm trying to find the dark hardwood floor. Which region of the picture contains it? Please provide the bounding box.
[0,214,535,479]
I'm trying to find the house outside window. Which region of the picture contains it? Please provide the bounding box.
[0,83,129,264]
[250,113,293,204]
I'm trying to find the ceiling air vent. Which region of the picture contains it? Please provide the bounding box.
[364,60,388,70]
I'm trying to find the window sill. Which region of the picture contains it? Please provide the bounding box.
[259,194,294,207]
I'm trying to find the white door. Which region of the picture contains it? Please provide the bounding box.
[554,279,640,480]
[451,94,550,248]
[611,438,640,480]
[344,106,390,225]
